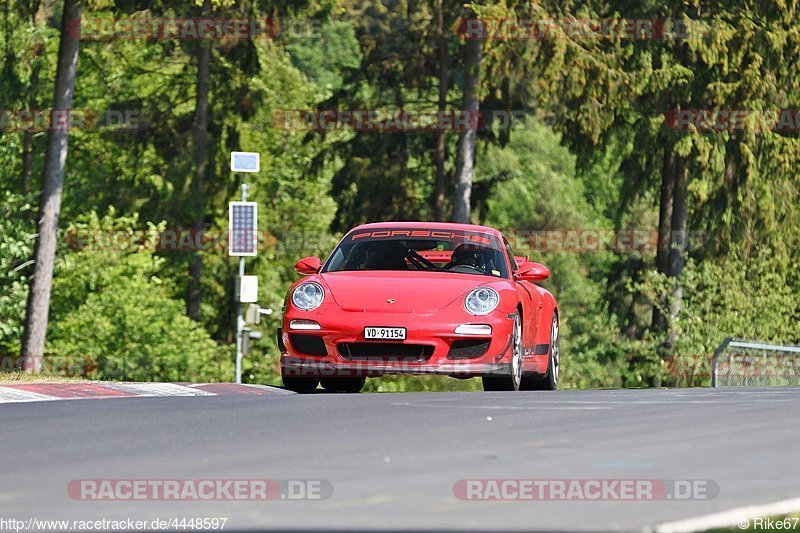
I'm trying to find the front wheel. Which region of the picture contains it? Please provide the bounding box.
[482,312,522,391]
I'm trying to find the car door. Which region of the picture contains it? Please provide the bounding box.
[502,238,543,351]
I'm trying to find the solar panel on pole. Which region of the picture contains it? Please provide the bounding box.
[229,201,257,257]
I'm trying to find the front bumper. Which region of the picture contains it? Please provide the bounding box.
[280,307,515,378]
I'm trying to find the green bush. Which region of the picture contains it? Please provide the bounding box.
[0,192,35,354]
[46,211,233,381]
[635,249,800,387]
[48,275,232,381]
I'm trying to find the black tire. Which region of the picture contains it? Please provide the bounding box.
[521,313,559,391]
[320,377,366,393]
[482,312,523,391]
[281,375,319,393]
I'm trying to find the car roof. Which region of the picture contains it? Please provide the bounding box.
[350,221,505,240]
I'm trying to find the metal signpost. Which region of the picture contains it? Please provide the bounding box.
[229,152,260,384]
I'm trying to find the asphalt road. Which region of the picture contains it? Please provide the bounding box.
[2,387,800,532]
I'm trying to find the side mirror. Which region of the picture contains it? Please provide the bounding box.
[515,262,550,282]
[294,256,321,275]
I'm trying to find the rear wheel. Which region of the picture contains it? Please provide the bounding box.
[320,377,366,393]
[482,312,522,391]
[522,314,559,391]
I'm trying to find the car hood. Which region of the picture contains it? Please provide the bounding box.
[319,271,498,313]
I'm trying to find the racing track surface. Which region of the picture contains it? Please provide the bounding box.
[2,387,800,532]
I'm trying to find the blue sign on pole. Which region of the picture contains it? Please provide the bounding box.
[231,151,260,173]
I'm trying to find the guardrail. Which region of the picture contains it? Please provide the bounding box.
[712,337,800,387]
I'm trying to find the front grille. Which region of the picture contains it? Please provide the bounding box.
[447,339,491,359]
[289,334,327,356]
[338,343,434,361]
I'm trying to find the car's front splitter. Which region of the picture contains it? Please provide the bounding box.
[280,356,511,378]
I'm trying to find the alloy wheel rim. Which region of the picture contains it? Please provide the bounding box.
[512,314,522,388]
[551,318,559,385]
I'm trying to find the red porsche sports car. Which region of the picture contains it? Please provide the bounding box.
[278,222,559,393]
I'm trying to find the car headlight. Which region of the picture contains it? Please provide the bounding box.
[464,287,500,315]
[292,282,324,311]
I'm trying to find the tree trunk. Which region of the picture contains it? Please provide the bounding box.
[665,157,689,351]
[20,0,81,372]
[652,147,675,331]
[22,131,33,194]
[432,0,448,221]
[451,17,482,224]
[186,0,211,321]
[21,60,41,195]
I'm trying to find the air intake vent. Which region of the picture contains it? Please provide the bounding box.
[289,334,327,356]
[447,339,491,359]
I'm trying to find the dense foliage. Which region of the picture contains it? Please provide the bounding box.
[0,193,35,352]
[1,0,798,388]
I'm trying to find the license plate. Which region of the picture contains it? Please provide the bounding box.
[364,327,407,340]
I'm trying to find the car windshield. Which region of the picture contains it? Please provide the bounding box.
[323,227,509,278]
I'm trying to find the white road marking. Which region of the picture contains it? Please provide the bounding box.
[105,383,216,397]
[650,496,800,533]
[0,382,293,403]
[238,384,294,395]
[184,383,295,395]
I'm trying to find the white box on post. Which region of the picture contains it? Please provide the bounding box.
[236,275,259,303]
